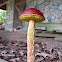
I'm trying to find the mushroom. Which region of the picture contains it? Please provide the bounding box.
[19,8,45,62]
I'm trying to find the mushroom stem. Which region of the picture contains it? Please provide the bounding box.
[27,20,35,62]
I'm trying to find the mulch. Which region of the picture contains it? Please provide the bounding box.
[0,30,62,62]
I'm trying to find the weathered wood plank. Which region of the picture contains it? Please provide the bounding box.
[35,26,46,31]
[35,23,62,32]
[35,33,62,38]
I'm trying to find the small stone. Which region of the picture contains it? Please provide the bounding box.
[50,9,61,19]
[50,9,55,12]
[44,0,50,5]
[1,50,7,56]
[16,58,20,61]
[0,59,7,62]
[54,10,62,18]
[35,4,39,9]
[50,0,54,2]
[47,15,55,23]
[55,10,58,17]
[44,19,48,23]
[51,19,55,23]
[38,3,45,12]
[50,1,60,9]
[30,0,36,7]
[37,0,44,4]
[27,0,31,3]
[54,18,60,23]
[44,13,49,19]
[59,14,62,23]
[44,5,50,18]
[45,5,49,9]
[26,0,36,8]
[35,44,39,48]
[53,0,62,3]
[58,4,62,10]
[9,58,16,62]
[19,50,24,56]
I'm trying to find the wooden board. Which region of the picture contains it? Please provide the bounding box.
[35,33,62,38]
[35,26,46,31]
[35,23,62,32]
[35,33,62,41]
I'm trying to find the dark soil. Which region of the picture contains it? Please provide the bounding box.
[0,30,62,62]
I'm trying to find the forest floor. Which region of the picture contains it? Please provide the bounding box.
[0,30,62,62]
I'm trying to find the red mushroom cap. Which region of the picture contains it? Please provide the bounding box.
[19,8,45,22]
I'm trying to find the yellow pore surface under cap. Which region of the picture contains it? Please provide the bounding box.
[19,14,45,22]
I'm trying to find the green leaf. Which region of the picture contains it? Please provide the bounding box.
[0,9,6,23]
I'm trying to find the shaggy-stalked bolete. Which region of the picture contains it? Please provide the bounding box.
[19,8,45,62]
